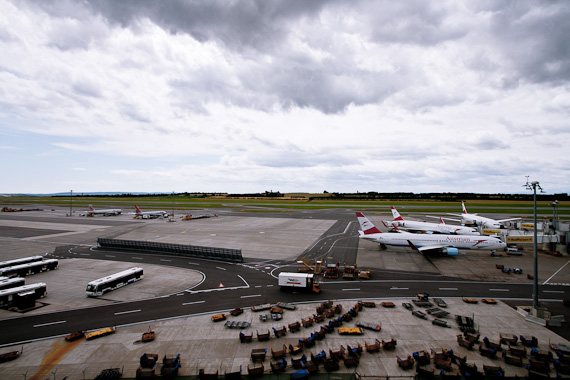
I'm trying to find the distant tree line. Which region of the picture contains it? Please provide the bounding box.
[52,191,568,201]
[309,192,569,201]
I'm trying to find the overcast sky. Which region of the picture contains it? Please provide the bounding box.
[1,0,569,194]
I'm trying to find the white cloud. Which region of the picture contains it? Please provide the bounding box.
[0,0,568,194]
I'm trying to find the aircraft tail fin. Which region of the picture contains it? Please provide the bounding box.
[135,205,142,213]
[461,201,468,214]
[440,217,445,225]
[391,206,404,221]
[355,212,382,235]
[89,205,95,211]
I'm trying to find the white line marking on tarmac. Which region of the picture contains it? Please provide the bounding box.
[114,309,141,315]
[342,288,360,291]
[241,294,262,298]
[132,257,143,260]
[543,290,564,294]
[188,262,199,265]
[183,301,205,306]
[439,288,458,291]
[79,253,90,256]
[216,267,227,271]
[105,255,115,258]
[390,287,409,290]
[160,259,172,262]
[543,259,570,285]
[489,289,509,292]
[34,320,66,328]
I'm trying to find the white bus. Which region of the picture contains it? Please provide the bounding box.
[0,277,25,291]
[0,282,47,309]
[86,267,144,297]
[0,259,59,278]
[0,256,44,269]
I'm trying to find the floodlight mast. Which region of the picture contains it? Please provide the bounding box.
[524,177,544,309]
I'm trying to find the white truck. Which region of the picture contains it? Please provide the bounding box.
[278,272,320,293]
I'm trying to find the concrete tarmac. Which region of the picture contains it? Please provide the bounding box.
[0,207,569,379]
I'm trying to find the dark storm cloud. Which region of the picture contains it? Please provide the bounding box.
[472,1,570,85]
[19,0,570,114]
[27,0,334,52]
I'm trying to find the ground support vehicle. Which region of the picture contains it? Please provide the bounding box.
[211,314,226,322]
[0,277,25,291]
[225,320,250,329]
[296,258,322,274]
[141,327,154,343]
[251,348,267,362]
[251,303,271,311]
[0,282,47,309]
[0,346,22,363]
[160,354,181,377]
[0,259,58,278]
[85,327,116,340]
[65,331,85,342]
[86,267,143,297]
[247,363,264,376]
[358,269,371,279]
[259,313,282,322]
[338,327,363,335]
[0,256,44,269]
[324,263,339,278]
[342,264,357,280]
[356,321,381,331]
[278,272,320,293]
[275,301,296,310]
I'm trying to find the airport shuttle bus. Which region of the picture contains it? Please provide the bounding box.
[0,256,44,269]
[0,259,59,278]
[86,267,144,297]
[0,277,26,291]
[0,282,47,309]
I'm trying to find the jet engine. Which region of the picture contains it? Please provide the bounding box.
[443,248,459,256]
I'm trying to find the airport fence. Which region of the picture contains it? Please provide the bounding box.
[97,238,243,263]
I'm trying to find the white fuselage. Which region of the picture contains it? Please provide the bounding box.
[91,209,122,215]
[460,214,503,228]
[360,230,506,251]
[390,220,479,235]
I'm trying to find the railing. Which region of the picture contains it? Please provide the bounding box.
[97,238,243,262]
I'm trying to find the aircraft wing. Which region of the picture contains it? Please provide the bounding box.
[426,215,463,223]
[497,217,521,223]
[406,240,454,254]
[382,221,409,233]
[395,226,436,234]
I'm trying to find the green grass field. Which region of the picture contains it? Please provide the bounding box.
[1,195,568,217]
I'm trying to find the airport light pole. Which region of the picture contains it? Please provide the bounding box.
[524,177,543,309]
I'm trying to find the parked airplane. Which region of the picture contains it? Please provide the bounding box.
[444,201,520,229]
[133,205,169,219]
[356,212,506,256]
[80,205,122,216]
[385,206,480,235]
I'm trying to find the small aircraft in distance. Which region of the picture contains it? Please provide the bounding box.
[132,205,169,219]
[80,205,122,216]
[385,206,480,235]
[356,212,506,256]
[441,201,521,229]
